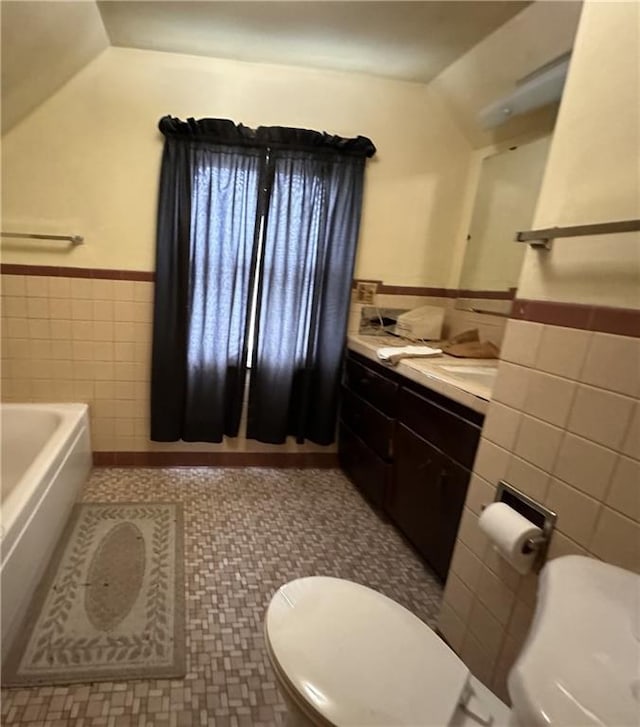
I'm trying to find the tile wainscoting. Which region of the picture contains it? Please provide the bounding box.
[438,315,639,701]
[0,268,335,461]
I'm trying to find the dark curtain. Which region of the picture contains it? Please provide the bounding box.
[151,116,375,445]
[151,124,264,442]
[246,150,367,444]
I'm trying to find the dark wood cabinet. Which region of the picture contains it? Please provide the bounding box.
[389,424,471,580]
[338,350,484,581]
[398,387,481,470]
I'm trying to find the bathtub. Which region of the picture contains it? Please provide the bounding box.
[1,403,92,661]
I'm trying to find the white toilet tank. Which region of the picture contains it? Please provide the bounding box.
[508,556,640,727]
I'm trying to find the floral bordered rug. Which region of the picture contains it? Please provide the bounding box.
[3,503,185,686]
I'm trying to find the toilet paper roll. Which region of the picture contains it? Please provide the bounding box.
[478,502,542,575]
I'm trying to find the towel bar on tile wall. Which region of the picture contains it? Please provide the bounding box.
[1,231,84,245]
[515,218,640,250]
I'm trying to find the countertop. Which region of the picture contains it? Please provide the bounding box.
[347,334,497,414]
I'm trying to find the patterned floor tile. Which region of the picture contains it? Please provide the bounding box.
[1,467,442,725]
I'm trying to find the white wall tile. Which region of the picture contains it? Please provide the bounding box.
[500,320,543,367]
[25,276,48,298]
[547,530,589,560]
[535,325,591,379]
[48,276,72,298]
[465,474,496,516]
[69,278,92,299]
[462,599,504,665]
[590,507,640,573]
[467,599,504,661]
[457,508,489,559]
[460,631,498,686]
[492,361,531,409]
[524,370,576,427]
[2,275,26,296]
[443,572,474,621]
[482,544,522,592]
[473,438,510,486]
[581,333,640,398]
[506,598,535,642]
[516,572,539,607]
[545,478,601,547]
[513,416,563,472]
[553,433,618,500]
[505,455,550,502]
[622,404,639,460]
[475,566,516,625]
[605,456,640,522]
[449,540,484,592]
[483,402,522,450]
[568,385,635,451]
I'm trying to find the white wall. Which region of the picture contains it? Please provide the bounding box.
[518,0,640,308]
[1,46,473,287]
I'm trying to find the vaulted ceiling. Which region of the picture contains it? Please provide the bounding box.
[96,2,529,84]
[1,1,530,133]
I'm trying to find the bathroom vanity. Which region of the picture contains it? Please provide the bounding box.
[339,337,492,581]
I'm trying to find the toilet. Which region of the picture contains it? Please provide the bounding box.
[264,557,638,727]
[264,577,511,726]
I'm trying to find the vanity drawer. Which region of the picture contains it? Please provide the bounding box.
[338,421,391,509]
[398,387,481,469]
[344,357,398,416]
[340,385,394,461]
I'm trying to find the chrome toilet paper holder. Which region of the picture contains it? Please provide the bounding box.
[483,480,557,570]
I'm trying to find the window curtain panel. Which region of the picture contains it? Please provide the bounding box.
[246,150,368,445]
[151,122,264,442]
[151,116,374,445]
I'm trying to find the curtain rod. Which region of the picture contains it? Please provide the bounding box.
[1,231,84,245]
[515,219,640,249]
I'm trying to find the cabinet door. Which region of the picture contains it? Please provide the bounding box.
[389,424,470,580]
[338,421,391,509]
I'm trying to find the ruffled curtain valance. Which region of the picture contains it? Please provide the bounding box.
[158,115,376,158]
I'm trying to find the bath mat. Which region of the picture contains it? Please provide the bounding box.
[3,502,185,686]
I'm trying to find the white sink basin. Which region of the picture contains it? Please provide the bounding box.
[435,363,498,386]
[509,556,640,727]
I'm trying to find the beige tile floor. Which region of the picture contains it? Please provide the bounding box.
[1,467,442,726]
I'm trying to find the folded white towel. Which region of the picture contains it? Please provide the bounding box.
[376,345,442,365]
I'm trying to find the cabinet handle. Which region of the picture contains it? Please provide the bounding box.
[439,469,448,487]
[359,377,370,387]
[417,458,433,472]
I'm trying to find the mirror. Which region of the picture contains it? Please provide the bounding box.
[456,134,552,312]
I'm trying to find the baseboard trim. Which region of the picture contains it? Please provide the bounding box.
[92,451,339,468]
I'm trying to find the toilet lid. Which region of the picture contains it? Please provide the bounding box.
[265,577,470,726]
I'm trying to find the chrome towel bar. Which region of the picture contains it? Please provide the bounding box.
[515,218,640,249]
[1,231,84,245]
